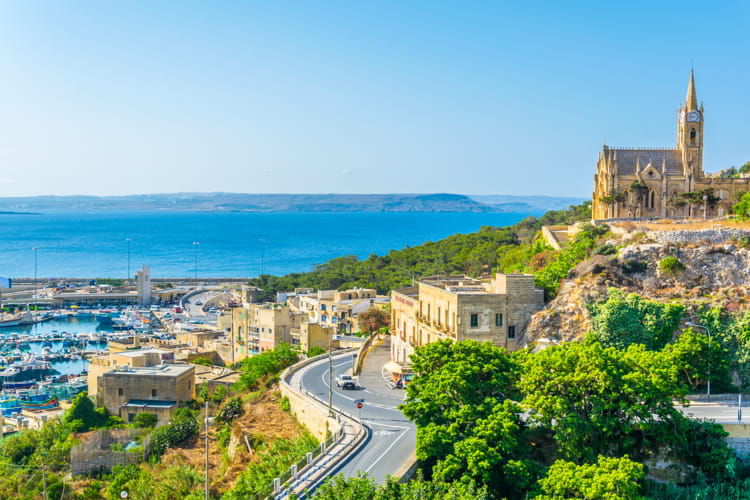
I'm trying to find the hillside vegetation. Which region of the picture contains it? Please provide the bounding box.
[250,201,592,299]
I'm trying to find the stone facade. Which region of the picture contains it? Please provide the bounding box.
[390,274,544,364]
[593,70,750,220]
[96,364,195,424]
[231,303,304,359]
[294,288,387,334]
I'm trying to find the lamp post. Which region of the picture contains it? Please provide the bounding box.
[703,195,708,220]
[687,322,712,400]
[328,332,333,417]
[192,241,200,281]
[32,247,39,310]
[125,238,132,282]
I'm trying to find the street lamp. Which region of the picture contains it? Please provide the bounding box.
[192,242,200,281]
[702,195,708,220]
[32,247,39,311]
[125,238,132,282]
[686,321,712,400]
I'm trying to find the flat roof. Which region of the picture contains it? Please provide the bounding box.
[122,399,176,409]
[105,364,193,377]
[114,348,173,357]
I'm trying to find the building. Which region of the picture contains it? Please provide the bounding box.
[96,364,195,425]
[87,348,176,397]
[593,70,750,220]
[295,288,389,334]
[176,330,222,348]
[390,274,544,364]
[294,322,335,353]
[231,303,305,360]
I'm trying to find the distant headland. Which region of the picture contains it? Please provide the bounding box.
[0,193,584,214]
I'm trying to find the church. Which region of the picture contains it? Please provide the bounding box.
[592,71,749,220]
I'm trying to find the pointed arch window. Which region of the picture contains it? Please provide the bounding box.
[690,128,697,145]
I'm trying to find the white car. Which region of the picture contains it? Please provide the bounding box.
[335,374,356,390]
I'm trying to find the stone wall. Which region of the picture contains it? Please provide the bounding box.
[279,353,352,442]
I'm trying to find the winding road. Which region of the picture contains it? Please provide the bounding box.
[299,337,417,483]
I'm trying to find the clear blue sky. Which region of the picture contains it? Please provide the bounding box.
[0,1,747,197]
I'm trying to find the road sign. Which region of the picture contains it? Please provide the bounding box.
[355,398,365,409]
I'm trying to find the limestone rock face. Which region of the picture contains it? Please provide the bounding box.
[525,228,750,345]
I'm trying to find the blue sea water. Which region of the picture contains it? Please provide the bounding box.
[0,211,534,278]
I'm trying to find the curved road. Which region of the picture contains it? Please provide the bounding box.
[300,337,416,483]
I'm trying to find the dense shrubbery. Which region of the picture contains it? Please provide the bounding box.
[149,408,199,457]
[589,289,684,350]
[316,472,488,500]
[401,338,740,500]
[106,464,204,500]
[232,343,299,391]
[534,223,610,296]
[223,432,318,499]
[659,255,685,275]
[217,397,244,424]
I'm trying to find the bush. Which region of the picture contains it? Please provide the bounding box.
[280,396,291,412]
[307,346,326,357]
[190,357,213,367]
[734,192,750,219]
[217,397,244,424]
[589,289,684,350]
[659,256,685,276]
[620,260,647,274]
[232,343,300,392]
[133,412,158,428]
[150,408,199,457]
[211,384,228,404]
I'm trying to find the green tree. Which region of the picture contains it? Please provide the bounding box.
[520,337,684,463]
[735,192,750,219]
[307,346,326,357]
[132,412,158,428]
[535,455,645,500]
[357,306,390,334]
[401,340,535,498]
[589,290,684,350]
[662,328,732,392]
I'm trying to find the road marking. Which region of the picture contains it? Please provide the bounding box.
[364,429,407,474]
[321,367,401,410]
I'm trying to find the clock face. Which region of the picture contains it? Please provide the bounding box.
[688,111,700,122]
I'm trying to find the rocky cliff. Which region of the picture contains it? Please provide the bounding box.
[526,226,750,344]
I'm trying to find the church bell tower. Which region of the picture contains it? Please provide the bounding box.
[677,69,704,178]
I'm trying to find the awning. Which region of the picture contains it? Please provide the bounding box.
[384,361,405,374]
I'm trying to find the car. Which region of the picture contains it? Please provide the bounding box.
[335,374,356,390]
[195,300,203,305]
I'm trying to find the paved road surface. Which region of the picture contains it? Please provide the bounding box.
[678,401,747,423]
[300,337,416,484]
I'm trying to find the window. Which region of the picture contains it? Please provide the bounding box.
[508,326,516,339]
[118,388,123,396]
[332,305,337,312]
[128,413,135,423]
[321,314,328,322]
[188,381,192,389]
[151,389,157,397]
[332,316,337,323]
[427,304,431,321]
[321,304,327,311]
[348,294,352,299]
[437,307,441,325]
[495,313,503,327]
[470,313,478,328]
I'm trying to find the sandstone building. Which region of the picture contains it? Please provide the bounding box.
[390,273,544,364]
[593,71,749,220]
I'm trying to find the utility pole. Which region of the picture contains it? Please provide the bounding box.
[205,399,209,500]
[687,322,713,400]
[126,238,132,282]
[328,333,333,416]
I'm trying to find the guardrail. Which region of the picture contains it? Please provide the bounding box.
[272,350,368,499]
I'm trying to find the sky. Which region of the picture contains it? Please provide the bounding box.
[0,1,748,198]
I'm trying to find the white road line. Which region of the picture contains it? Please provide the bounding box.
[321,368,401,410]
[364,429,407,474]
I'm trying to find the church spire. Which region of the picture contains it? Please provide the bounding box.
[685,68,698,111]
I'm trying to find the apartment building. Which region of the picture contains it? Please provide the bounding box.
[295,288,389,334]
[231,303,305,360]
[390,273,544,364]
[87,348,175,397]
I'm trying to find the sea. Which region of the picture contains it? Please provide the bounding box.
[0,211,534,279]
[0,315,108,375]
